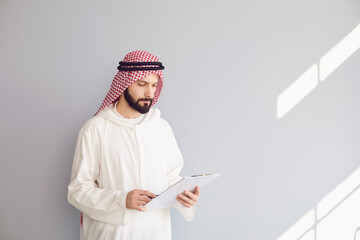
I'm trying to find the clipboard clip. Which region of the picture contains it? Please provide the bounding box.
[191,174,213,177]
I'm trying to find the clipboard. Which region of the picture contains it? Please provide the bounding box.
[145,173,221,210]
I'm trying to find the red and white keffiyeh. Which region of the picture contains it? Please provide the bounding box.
[94,50,164,116]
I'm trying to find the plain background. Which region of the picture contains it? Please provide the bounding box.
[0,0,359,239]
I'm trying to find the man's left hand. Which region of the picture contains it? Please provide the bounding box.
[176,186,200,208]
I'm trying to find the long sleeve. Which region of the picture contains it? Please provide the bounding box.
[166,123,196,222]
[67,126,129,226]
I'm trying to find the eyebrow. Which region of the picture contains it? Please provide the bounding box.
[138,80,159,84]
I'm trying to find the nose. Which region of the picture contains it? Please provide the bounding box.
[144,85,156,98]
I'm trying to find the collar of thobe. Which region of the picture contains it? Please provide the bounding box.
[112,101,146,125]
[97,103,161,128]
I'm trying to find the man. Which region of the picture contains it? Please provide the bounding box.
[68,50,200,240]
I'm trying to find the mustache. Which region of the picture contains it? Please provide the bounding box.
[138,98,153,102]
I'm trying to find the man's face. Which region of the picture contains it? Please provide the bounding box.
[124,73,160,114]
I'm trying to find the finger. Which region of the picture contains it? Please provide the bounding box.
[176,196,191,208]
[140,195,152,203]
[190,186,200,195]
[138,190,156,198]
[136,205,147,212]
[137,200,148,206]
[178,193,195,205]
[183,190,198,202]
[194,186,200,196]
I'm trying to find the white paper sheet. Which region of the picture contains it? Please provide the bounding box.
[145,174,220,210]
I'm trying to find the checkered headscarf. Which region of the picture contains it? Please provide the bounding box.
[94,50,164,116]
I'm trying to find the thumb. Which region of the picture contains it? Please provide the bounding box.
[195,186,200,196]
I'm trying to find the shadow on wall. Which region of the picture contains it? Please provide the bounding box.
[277,22,360,119]
[355,228,360,240]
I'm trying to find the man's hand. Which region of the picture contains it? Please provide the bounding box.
[126,189,156,212]
[176,186,200,208]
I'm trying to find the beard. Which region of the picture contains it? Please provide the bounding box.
[123,88,153,114]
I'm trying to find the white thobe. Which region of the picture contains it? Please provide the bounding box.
[67,103,195,240]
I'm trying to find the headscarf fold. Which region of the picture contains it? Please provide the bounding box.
[94,50,164,116]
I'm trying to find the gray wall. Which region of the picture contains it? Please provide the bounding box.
[1,0,359,239]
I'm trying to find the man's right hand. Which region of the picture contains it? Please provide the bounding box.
[126,189,156,212]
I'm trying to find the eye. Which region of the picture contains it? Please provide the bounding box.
[138,83,145,86]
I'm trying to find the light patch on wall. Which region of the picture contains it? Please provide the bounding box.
[277,23,360,119]
[317,167,360,219]
[319,23,360,81]
[276,167,360,240]
[277,64,318,119]
[299,229,315,240]
[277,209,315,240]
